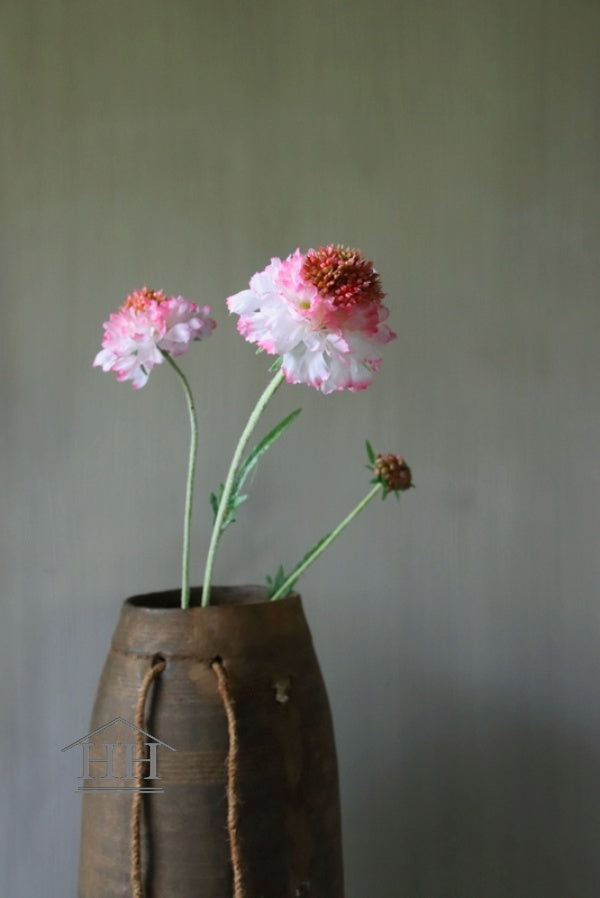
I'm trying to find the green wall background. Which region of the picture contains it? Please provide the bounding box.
[1,2,599,895]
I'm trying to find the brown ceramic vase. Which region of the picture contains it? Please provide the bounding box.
[78,586,344,898]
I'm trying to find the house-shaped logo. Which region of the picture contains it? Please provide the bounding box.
[61,717,176,794]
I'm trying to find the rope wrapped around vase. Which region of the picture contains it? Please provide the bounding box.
[129,655,245,898]
[130,656,166,898]
[211,657,245,898]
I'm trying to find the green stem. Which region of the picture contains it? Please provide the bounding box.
[163,352,198,610]
[202,368,285,607]
[269,482,381,601]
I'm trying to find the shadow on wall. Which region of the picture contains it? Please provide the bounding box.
[356,681,600,898]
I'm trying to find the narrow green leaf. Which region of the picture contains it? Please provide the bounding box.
[275,532,333,597]
[235,408,302,494]
[266,564,287,598]
[211,408,301,540]
[365,440,376,464]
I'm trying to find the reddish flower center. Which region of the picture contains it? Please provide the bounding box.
[302,244,385,309]
[124,286,168,312]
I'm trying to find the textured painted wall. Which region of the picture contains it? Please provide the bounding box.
[1,2,599,896]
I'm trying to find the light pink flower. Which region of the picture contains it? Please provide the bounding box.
[94,287,216,389]
[227,245,395,393]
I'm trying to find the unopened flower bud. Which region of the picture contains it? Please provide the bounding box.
[375,453,413,493]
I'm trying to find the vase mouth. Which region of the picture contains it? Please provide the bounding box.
[125,585,295,611]
[114,586,306,658]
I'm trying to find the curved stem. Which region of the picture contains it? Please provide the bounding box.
[202,369,285,607]
[163,352,198,610]
[270,483,381,601]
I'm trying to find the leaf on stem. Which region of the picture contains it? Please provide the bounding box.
[365,439,376,465]
[235,408,301,495]
[267,528,334,599]
[210,484,249,531]
[210,408,302,536]
[266,564,287,598]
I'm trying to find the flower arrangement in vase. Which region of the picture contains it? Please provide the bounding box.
[80,245,413,898]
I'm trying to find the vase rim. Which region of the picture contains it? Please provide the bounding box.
[124,584,299,612]
[113,586,306,658]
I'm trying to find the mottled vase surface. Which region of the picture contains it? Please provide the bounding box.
[78,586,344,898]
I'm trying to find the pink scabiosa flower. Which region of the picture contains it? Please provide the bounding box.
[227,245,395,394]
[94,286,216,389]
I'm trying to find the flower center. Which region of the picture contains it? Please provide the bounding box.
[124,286,168,312]
[302,244,385,309]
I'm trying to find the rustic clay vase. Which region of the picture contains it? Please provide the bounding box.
[78,586,344,898]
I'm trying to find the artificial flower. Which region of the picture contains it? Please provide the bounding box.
[227,245,395,394]
[94,287,215,389]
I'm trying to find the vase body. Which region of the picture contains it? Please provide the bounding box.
[78,586,344,898]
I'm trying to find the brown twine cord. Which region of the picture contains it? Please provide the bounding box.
[211,658,245,898]
[130,656,166,898]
